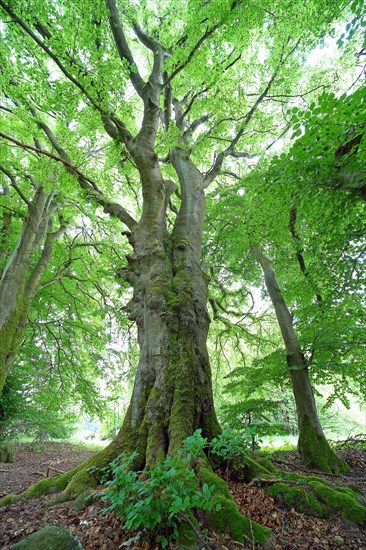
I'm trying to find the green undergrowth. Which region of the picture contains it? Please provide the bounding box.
[99,431,271,548]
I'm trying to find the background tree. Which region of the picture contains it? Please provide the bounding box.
[0,163,67,396]
[204,61,365,471]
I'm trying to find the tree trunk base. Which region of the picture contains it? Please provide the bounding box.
[298,415,349,474]
[0,440,272,546]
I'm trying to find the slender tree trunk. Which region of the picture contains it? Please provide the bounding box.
[0,187,64,396]
[251,245,348,473]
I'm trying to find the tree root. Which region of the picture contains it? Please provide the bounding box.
[2,441,363,548]
[0,444,272,546]
[197,460,271,544]
[235,455,366,525]
[0,436,124,506]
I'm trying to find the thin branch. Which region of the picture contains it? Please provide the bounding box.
[183,114,212,141]
[203,39,300,187]
[0,165,30,205]
[0,1,103,114]
[288,202,322,304]
[0,132,100,191]
[165,24,219,85]
[0,2,133,148]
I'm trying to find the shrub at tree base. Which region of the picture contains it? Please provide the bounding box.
[99,433,271,548]
[0,441,14,463]
[12,526,82,550]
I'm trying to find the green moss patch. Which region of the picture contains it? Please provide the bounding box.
[298,416,349,474]
[256,456,276,473]
[0,442,15,463]
[308,481,366,524]
[12,525,82,549]
[267,482,324,516]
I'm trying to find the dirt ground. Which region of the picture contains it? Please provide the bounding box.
[0,442,365,549]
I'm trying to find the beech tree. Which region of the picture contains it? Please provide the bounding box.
[251,244,348,472]
[0,0,362,541]
[0,165,67,396]
[205,82,365,472]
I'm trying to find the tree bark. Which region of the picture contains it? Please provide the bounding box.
[0,187,65,396]
[251,244,348,473]
[110,147,221,471]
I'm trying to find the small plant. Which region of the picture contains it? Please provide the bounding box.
[100,431,220,548]
[210,429,250,481]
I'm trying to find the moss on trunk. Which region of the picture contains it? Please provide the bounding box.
[0,442,15,463]
[298,415,349,474]
[0,291,28,397]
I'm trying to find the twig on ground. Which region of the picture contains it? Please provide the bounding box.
[47,467,66,477]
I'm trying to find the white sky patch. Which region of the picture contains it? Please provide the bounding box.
[305,22,346,68]
[270,138,285,152]
[257,46,268,63]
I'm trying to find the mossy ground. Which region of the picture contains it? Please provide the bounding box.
[225,451,366,526]
[1,441,365,549]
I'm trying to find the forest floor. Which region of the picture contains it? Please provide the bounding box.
[0,441,365,549]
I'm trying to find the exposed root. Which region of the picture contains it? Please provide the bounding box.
[0,435,126,506]
[229,454,366,526]
[197,459,271,544]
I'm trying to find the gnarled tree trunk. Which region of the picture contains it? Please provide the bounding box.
[115,149,221,471]
[251,244,348,473]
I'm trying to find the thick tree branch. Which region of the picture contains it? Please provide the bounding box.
[133,22,164,84]
[25,215,67,301]
[105,0,145,98]
[0,132,100,191]
[162,72,172,131]
[0,131,137,230]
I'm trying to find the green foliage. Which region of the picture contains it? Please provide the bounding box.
[100,433,221,547]
[217,362,298,451]
[0,365,78,441]
[210,429,250,470]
